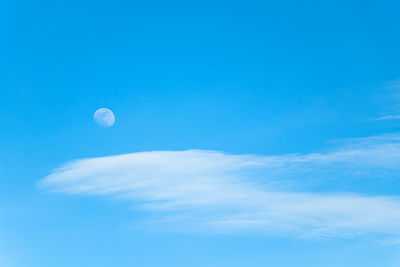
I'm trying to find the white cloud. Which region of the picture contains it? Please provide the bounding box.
[371,115,400,121]
[39,135,400,239]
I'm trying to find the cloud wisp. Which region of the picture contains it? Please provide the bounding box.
[40,135,400,239]
[371,115,400,121]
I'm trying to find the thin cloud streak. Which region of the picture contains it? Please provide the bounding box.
[40,135,400,239]
[371,115,400,121]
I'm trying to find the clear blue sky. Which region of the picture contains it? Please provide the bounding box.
[2,0,400,266]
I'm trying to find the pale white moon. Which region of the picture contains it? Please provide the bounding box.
[93,108,115,127]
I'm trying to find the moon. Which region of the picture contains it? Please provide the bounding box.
[93,108,115,127]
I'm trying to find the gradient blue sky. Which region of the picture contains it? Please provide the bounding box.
[2,0,400,266]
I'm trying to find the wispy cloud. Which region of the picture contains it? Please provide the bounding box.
[39,135,400,239]
[385,79,400,90]
[367,79,400,122]
[370,114,400,121]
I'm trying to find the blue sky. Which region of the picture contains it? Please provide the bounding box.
[2,0,400,266]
